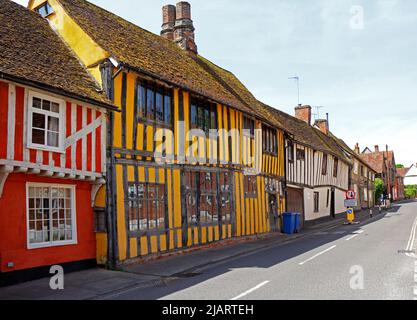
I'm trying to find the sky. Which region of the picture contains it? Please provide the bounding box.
[13,0,417,166]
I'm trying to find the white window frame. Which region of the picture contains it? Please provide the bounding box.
[27,91,66,153]
[26,183,77,250]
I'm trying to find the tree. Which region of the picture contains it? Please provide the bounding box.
[405,185,417,199]
[374,178,384,204]
[396,164,405,169]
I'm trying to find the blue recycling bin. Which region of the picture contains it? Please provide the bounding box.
[283,213,296,234]
[294,213,301,233]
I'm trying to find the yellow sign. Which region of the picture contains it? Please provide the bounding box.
[347,208,355,222]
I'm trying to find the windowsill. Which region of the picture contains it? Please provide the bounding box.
[28,239,77,250]
[27,143,65,154]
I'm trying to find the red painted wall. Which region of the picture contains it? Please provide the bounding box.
[0,173,96,273]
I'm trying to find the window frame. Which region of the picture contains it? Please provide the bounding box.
[322,154,328,175]
[27,91,66,153]
[136,80,173,128]
[262,125,278,156]
[190,97,216,133]
[35,1,54,18]
[296,148,305,161]
[333,157,339,178]
[314,192,320,213]
[26,183,77,250]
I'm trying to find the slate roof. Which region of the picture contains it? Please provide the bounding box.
[0,0,114,109]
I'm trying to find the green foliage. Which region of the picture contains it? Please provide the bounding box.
[396,164,405,169]
[374,178,384,203]
[405,185,417,199]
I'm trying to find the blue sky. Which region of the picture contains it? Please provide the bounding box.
[14,0,417,166]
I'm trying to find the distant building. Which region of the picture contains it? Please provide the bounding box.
[359,146,398,201]
[404,164,417,186]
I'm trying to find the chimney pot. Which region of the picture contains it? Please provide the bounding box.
[172,1,197,53]
[161,5,176,40]
[375,145,380,153]
[295,105,312,125]
[176,1,191,20]
[354,143,360,154]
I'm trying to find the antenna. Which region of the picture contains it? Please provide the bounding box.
[288,76,300,105]
[312,106,324,121]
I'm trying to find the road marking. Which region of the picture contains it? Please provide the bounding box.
[298,245,337,266]
[406,217,417,258]
[231,281,270,300]
[346,230,364,241]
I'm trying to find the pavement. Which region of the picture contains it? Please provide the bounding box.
[0,204,412,300]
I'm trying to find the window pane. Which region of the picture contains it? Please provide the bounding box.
[32,128,45,145]
[191,104,197,127]
[147,88,154,119]
[47,131,59,147]
[51,102,60,113]
[155,92,163,122]
[42,100,51,111]
[32,113,45,129]
[48,116,59,132]
[164,95,172,124]
[33,97,42,109]
[37,5,47,17]
[138,85,146,118]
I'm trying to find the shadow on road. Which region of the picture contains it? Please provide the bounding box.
[111,208,394,300]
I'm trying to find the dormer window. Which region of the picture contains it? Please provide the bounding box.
[35,2,54,18]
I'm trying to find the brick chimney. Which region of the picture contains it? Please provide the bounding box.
[314,119,329,135]
[161,5,176,40]
[295,105,312,125]
[354,143,360,154]
[173,2,197,53]
[375,145,379,153]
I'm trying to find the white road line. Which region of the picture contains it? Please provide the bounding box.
[231,281,270,300]
[298,245,337,266]
[346,234,359,241]
[406,217,417,258]
[346,230,364,241]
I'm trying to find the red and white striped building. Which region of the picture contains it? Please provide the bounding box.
[0,0,115,285]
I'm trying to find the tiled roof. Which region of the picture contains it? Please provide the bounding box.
[261,104,349,162]
[328,133,376,172]
[56,0,273,122]
[397,167,410,178]
[359,150,396,174]
[0,0,114,109]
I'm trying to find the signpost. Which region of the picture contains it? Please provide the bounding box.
[344,190,359,225]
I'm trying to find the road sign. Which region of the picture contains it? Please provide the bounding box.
[344,199,358,208]
[346,190,356,200]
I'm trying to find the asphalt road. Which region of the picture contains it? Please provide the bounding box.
[106,201,417,300]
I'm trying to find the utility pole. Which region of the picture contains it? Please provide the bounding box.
[288,76,300,105]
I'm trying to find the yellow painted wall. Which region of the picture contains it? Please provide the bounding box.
[29,0,109,85]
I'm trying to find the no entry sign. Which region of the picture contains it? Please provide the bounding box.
[346,190,356,200]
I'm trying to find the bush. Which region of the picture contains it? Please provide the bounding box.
[405,185,417,199]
